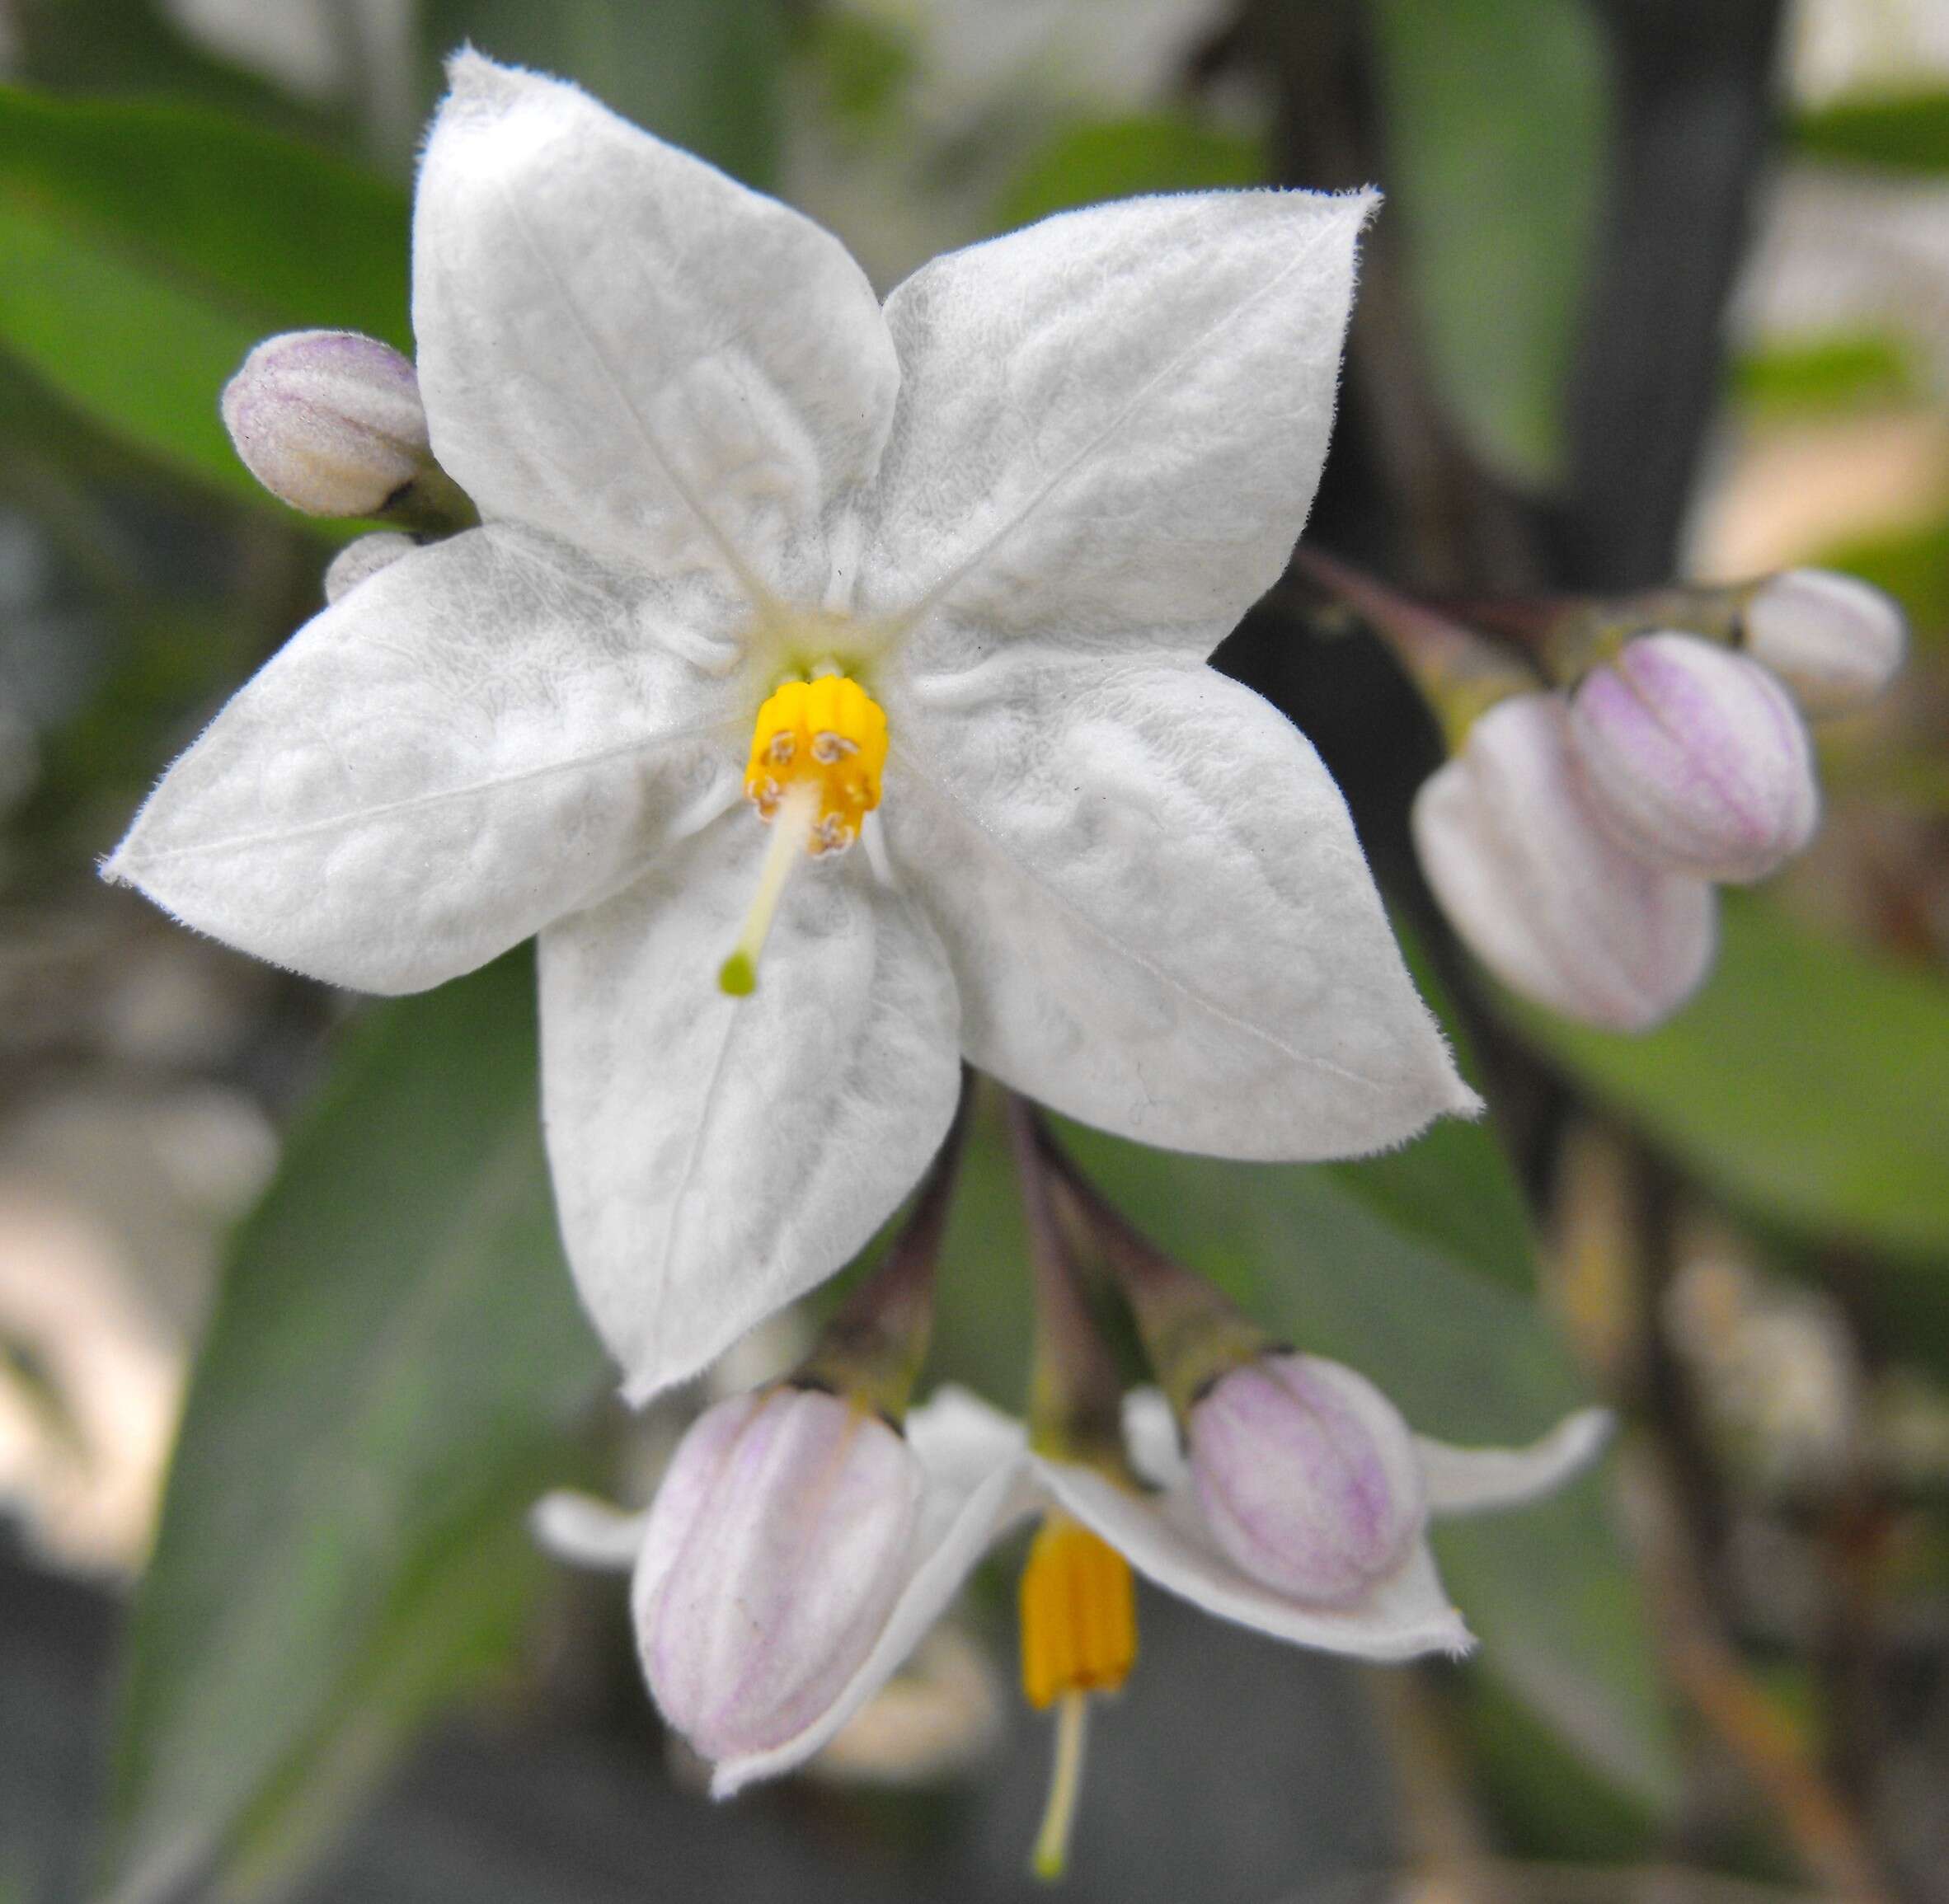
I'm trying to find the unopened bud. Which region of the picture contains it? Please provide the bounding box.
[1413,693,1716,1030]
[633,1385,923,1763]
[1188,1353,1425,1604]
[222,331,434,518]
[1742,569,1907,716]
[1567,633,1819,884]
[322,531,416,604]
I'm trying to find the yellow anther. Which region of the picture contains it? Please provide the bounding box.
[1018,1514,1137,1711]
[744,675,889,856]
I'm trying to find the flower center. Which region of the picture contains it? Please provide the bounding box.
[1018,1512,1136,1878]
[719,674,889,997]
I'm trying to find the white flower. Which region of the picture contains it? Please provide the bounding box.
[105,54,1473,1400]
[537,1381,1611,1797]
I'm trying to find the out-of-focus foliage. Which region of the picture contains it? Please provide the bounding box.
[1795,86,1949,173]
[106,954,605,1902]
[1518,895,1949,1264]
[998,112,1264,229]
[1366,0,1609,485]
[0,90,408,502]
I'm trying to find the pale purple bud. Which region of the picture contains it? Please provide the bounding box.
[221,331,430,516]
[633,1386,923,1763]
[322,531,416,604]
[1744,569,1907,716]
[1189,1354,1426,1604]
[1567,633,1819,884]
[1413,693,1716,1031]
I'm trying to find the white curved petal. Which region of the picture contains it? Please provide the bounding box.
[416,54,899,606]
[540,815,962,1403]
[710,1414,1036,1796]
[884,659,1477,1158]
[905,1383,1032,1494]
[530,1489,649,1572]
[1418,1409,1614,1518]
[862,190,1371,669]
[1120,1386,1187,1491]
[105,526,741,992]
[1040,1461,1473,1662]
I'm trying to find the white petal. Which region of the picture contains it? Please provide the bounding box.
[415,54,899,607]
[539,815,962,1403]
[105,526,741,992]
[709,1401,1036,1796]
[1040,1461,1473,1662]
[904,1383,1033,1496]
[529,1489,649,1572]
[862,190,1372,669]
[1120,1386,1186,1491]
[1418,1409,1614,1517]
[883,659,1477,1158]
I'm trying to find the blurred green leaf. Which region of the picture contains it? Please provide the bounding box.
[1731,331,1918,420]
[0,90,409,500]
[1795,88,1949,174]
[1516,895,1949,1262]
[107,954,605,1902]
[997,112,1265,231]
[0,90,408,341]
[1369,0,1610,485]
[423,0,786,186]
[1045,1125,1677,1804]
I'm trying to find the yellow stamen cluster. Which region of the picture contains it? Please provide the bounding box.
[744,675,888,856]
[1018,1513,1137,1710]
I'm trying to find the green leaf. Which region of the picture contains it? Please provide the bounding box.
[1795,89,1949,175]
[0,90,409,342]
[422,0,786,187]
[996,112,1266,232]
[106,954,605,1902]
[1515,894,1949,1264]
[1731,331,1918,420]
[1368,0,1610,485]
[0,89,409,500]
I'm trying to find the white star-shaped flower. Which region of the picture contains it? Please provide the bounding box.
[106,55,1474,1399]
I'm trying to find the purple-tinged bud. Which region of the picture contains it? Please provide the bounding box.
[633,1385,923,1763]
[1566,633,1819,884]
[323,531,416,604]
[1188,1354,1425,1604]
[1743,570,1907,716]
[221,331,430,517]
[1413,693,1716,1031]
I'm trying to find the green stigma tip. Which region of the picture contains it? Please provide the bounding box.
[718,951,756,997]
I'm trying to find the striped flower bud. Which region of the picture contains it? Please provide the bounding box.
[1567,632,1818,883]
[632,1385,923,1762]
[1413,693,1716,1030]
[1744,570,1906,717]
[221,331,432,517]
[1187,1353,1425,1604]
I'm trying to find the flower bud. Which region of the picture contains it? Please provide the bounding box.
[1413,693,1716,1031]
[1566,633,1818,884]
[322,531,416,604]
[633,1385,923,1762]
[221,331,431,517]
[1743,570,1906,717]
[1188,1354,1426,1604]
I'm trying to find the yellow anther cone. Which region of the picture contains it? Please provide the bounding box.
[1018,1514,1137,1710]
